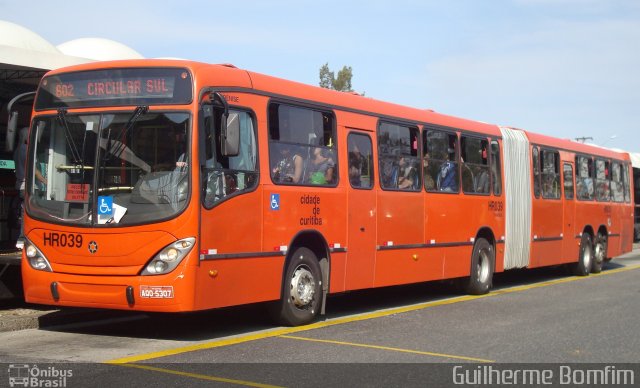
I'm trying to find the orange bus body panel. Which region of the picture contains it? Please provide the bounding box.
[21,59,634,316]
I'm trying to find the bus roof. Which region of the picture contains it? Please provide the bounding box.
[525,130,630,161]
[41,59,629,161]
[247,67,502,137]
[43,59,501,137]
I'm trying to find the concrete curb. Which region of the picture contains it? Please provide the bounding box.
[0,306,142,332]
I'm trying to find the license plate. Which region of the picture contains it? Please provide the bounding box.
[139,286,174,299]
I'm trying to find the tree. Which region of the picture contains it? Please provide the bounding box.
[333,66,353,92]
[319,63,334,89]
[318,63,353,92]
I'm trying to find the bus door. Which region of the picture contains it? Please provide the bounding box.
[197,107,264,304]
[530,148,563,267]
[562,162,577,261]
[345,131,376,290]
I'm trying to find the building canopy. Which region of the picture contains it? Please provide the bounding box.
[0,20,143,100]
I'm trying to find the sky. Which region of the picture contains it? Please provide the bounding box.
[3,0,640,152]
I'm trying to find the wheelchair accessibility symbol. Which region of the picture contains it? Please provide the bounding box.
[98,196,114,216]
[270,193,280,211]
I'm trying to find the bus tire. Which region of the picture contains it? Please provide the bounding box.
[464,238,494,295]
[271,247,322,326]
[571,234,593,276]
[592,233,607,274]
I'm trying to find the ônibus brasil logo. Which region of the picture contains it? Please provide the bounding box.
[8,364,73,387]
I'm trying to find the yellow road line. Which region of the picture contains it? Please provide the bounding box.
[279,335,494,363]
[105,263,640,364]
[117,363,283,388]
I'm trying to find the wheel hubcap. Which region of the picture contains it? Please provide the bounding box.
[477,249,490,283]
[595,242,604,264]
[290,266,315,308]
[583,245,592,269]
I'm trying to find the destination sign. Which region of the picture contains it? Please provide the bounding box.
[35,68,193,109]
[50,77,175,100]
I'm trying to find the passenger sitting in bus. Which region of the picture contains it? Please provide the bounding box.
[272,145,303,183]
[475,146,489,193]
[576,163,593,199]
[34,149,48,192]
[543,175,557,198]
[348,144,364,187]
[397,156,416,189]
[580,177,593,199]
[475,169,489,194]
[437,153,457,192]
[307,147,335,184]
[490,164,500,193]
[423,153,436,190]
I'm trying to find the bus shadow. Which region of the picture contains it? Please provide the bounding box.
[37,256,636,342]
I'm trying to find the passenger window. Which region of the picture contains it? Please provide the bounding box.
[460,136,490,195]
[268,103,336,186]
[423,129,458,193]
[377,122,420,191]
[347,133,374,189]
[611,162,624,203]
[540,149,560,199]
[532,147,540,198]
[623,164,631,203]
[202,107,258,208]
[595,159,611,202]
[576,155,594,201]
[563,163,574,200]
[490,140,502,196]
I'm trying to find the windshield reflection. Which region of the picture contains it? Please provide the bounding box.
[27,112,190,226]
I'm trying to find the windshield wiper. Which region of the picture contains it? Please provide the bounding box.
[109,105,149,160]
[57,109,82,163]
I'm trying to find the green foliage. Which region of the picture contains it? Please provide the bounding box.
[319,63,334,89]
[319,63,353,92]
[333,66,353,92]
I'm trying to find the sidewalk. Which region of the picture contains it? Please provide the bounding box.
[0,305,58,332]
[0,304,142,332]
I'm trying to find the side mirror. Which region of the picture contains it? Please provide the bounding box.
[202,91,240,157]
[6,91,36,152]
[5,111,17,152]
[222,113,240,157]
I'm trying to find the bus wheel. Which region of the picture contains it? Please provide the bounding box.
[571,234,592,276]
[271,247,322,326]
[592,233,607,273]
[464,238,494,295]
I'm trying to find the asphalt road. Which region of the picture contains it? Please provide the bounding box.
[1,250,639,387]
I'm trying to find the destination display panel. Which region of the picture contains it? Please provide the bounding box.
[35,68,193,109]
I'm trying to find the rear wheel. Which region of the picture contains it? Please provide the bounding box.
[570,234,592,276]
[463,238,494,295]
[270,247,323,326]
[591,233,607,273]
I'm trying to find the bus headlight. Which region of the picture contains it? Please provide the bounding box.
[24,240,53,272]
[141,237,195,275]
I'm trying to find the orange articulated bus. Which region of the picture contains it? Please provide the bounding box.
[21,60,634,326]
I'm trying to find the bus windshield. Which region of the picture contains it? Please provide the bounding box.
[26,111,190,226]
